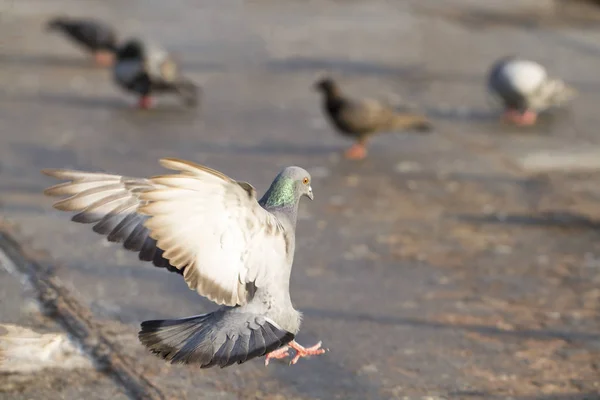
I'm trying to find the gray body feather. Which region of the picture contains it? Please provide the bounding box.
[139,310,294,367]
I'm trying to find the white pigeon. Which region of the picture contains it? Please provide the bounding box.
[487,56,576,126]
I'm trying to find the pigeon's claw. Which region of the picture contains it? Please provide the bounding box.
[138,96,154,110]
[264,340,327,366]
[288,340,327,365]
[503,109,537,126]
[344,142,367,160]
[93,51,114,67]
[264,345,290,366]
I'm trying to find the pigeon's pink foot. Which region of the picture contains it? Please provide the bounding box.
[503,109,537,126]
[264,346,290,366]
[93,51,115,67]
[344,143,367,160]
[264,340,327,366]
[138,96,154,110]
[288,340,327,365]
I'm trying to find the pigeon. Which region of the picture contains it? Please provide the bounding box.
[314,77,432,160]
[42,158,326,368]
[487,56,577,126]
[113,39,200,109]
[46,17,118,67]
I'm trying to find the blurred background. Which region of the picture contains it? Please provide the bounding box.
[0,0,600,399]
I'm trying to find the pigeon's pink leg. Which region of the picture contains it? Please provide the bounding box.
[503,109,537,126]
[264,346,290,366]
[288,340,326,365]
[93,51,115,67]
[344,142,367,160]
[264,340,327,366]
[138,96,154,110]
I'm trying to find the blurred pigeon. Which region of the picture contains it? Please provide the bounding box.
[488,56,577,126]
[114,39,200,109]
[46,16,118,67]
[42,158,326,368]
[314,77,432,160]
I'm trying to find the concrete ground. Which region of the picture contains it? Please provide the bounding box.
[0,0,599,399]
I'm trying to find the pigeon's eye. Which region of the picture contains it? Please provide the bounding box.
[302,177,309,185]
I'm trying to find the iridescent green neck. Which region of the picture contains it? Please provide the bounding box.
[261,177,296,208]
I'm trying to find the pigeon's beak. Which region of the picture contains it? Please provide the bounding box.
[307,186,314,200]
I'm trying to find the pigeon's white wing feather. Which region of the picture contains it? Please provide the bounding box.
[139,158,288,307]
[502,60,547,95]
[144,42,179,83]
[42,169,181,273]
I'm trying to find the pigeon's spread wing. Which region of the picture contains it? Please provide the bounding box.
[139,158,288,307]
[42,169,180,274]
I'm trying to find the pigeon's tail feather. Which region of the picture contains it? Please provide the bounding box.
[389,113,433,133]
[174,79,200,107]
[46,17,69,31]
[139,310,294,368]
[538,78,577,109]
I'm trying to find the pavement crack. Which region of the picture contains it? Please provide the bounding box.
[0,226,166,400]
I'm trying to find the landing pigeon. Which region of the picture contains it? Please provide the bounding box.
[113,39,200,109]
[42,158,326,368]
[314,77,432,160]
[487,56,577,126]
[46,17,118,67]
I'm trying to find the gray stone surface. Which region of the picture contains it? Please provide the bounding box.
[0,0,599,399]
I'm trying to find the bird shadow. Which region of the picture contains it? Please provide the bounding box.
[453,210,600,231]
[4,91,124,110]
[0,53,100,69]
[177,60,229,73]
[3,91,201,116]
[426,106,573,134]
[425,106,498,122]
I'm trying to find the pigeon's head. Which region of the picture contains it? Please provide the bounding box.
[278,166,313,201]
[288,166,313,201]
[116,39,144,61]
[263,167,313,208]
[313,77,339,96]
